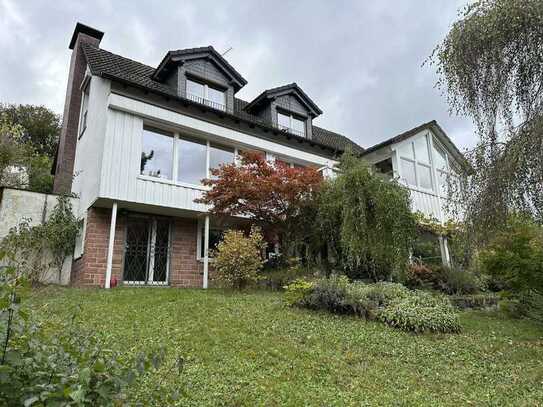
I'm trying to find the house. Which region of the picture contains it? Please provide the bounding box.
[50,23,466,288]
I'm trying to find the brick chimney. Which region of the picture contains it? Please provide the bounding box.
[53,23,104,194]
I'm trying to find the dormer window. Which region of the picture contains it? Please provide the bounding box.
[277,111,306,138]
[186,78,226,111]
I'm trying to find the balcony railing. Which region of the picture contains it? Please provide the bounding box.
[277,124,305,138]
[187,92,227,112]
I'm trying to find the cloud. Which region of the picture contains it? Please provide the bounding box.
[0,0,476,150]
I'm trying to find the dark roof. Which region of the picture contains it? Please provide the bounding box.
[81,43,363,154]
[362,120,469,170]
[244,83,323,116]
[152,46,247,92]
[69,23,104,50]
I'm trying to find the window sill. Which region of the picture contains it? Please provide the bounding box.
[137,175,210,191]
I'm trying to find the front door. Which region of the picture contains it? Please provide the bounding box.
[123,217,171,285]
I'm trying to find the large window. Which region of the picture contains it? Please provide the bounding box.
[140,127,235,186]
[177,137,207,185]
[186,78,226,111]
[433,142,459,197]
[277,111,306,137]
[398,134,433,191]
[141,128,174,179]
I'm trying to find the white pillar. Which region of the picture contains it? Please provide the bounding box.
[203,215,210,289]
[439,235,451,267]
[104,202,118,289]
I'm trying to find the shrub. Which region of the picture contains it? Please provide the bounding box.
[284,277,462,333]
[478,215,543,293]
[260,257,311,290]
[0,263,164,405]
[378,292,461,333]
[405,262,436,290]
[433,265,482,295]
[450,293,499,310]
[517,290,543,323]
[213,227,267,289]
[284,279,314,306]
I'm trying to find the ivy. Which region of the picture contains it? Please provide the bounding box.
[1,195,81,285]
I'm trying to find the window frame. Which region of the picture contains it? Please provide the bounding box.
[185,78,227,111]
[139,125,238,190]
[276,110,306,138]
[396,133,434,192]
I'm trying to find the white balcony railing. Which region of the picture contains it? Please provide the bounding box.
[187,92,226,112]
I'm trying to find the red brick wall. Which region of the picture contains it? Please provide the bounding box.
[71,207,204,288]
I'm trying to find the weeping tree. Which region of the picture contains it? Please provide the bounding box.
[314,152,417,281]
[428,0,543,244]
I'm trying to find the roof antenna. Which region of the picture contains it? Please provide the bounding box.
[221,47,233,57]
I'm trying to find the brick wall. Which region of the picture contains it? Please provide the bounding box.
[71,207,204,288]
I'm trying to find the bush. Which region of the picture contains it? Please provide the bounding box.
[284,279,314,306]
[450,293,498,310]
[378,292,462,333]
[213,227,267,289]
[260,258,312,290]
[284,277,461,333]
[0,264,164,405]
[406,262,482,295]
[478,215,543,293]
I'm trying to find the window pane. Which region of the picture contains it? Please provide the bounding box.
[291,117,306,136]
[433,143,448,170]
[400,158,416,186]
[177,137,207,184]
[209,144,234,177]
[417,164,433,189]
[141,128,173,179]
[414,136,430,163]
[186,79,204,99]
[277,112,290,129]
[398,142,414,160]
[207,86,226,110]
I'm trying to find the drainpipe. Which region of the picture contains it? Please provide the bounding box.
[104,201,118,289]
[203,215,210,289]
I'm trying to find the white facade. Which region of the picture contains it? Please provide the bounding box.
[364,128,463,224]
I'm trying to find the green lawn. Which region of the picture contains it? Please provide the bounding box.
[28,287,543,406]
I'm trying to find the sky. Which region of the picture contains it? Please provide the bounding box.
[0,0,477,150]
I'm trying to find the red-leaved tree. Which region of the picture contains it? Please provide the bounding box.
[195,151,323,248]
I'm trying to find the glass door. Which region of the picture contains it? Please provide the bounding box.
[123,217,171,285]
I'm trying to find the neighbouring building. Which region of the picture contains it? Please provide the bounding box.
[46,23,467,288]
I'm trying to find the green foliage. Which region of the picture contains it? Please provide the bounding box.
[283,278,315,306]
[213,227,267,289]
[478,215,543,292]
[314,152,416,280]
[450,293,499,310]
[428,0,543,233]
[0,259,164,406]
[260,258,314,290]
[406,262,482,295]
[27,154,54,193]
[0,195,81,285]
[285,277,461,333]
[378,291,462,334]
[0,104,60,159]
[24,287,543,405]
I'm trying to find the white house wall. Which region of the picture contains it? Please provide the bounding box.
[99,93,336,213]
[71,75,111,216]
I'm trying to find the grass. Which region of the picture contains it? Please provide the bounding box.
[28,287,543,406]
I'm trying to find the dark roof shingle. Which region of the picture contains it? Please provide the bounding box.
[81,44,364,154]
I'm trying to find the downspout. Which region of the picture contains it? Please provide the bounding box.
[203,215,210,289]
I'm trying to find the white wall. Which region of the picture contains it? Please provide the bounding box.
[98,93,336,213]
[0,188,79,284]
[71,75,111,217]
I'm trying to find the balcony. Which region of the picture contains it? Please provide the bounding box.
[187,92,227,112]
[277,124,305,138]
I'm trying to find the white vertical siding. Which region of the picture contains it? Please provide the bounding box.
[99,109,208,212]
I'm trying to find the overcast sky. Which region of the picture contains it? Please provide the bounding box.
[0,0,476,150]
